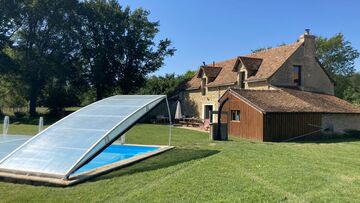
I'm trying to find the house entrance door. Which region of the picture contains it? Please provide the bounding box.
[204,105,213,122]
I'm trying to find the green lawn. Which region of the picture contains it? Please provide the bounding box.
[1,124,360,202]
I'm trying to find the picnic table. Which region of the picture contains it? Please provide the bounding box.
[179,118,203,127]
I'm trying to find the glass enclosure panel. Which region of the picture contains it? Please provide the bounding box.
[124,99,172,146]
[0,135,31,160]
[0,95,165,177]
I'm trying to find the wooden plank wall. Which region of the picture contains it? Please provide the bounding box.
[221,93,264,141]
[264,113,322,141]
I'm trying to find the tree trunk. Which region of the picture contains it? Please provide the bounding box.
[96,85,104,101]
[29,93,37,116]
[29,87,38,117]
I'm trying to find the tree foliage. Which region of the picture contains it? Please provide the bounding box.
[316,34,360,99]
[79,0,175,100]
[0,0,21,73]
[139,70,195,96]
[316,33,359,77]
[343,73,360,105]
[0,75,27,113]
[0,0,81,116]
[0,0,174,115]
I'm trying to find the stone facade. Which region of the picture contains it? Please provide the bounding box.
[247,81,274,90]
[180,32,335,119]
[269,35,334,95]
[322,114,360,133]
[181,86,230,120]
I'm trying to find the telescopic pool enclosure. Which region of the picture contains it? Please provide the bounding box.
[0,95,173,186]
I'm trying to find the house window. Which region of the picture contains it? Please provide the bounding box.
[201,78,206,95]
[240,72,245,88]
[231,110,240,121]
[293,65,301,86]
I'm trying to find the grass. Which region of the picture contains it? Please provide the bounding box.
[1,124,360,202]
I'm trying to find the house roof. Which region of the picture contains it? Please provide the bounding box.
[237,56,263,71]
[227,87,360,113]
[186,41,304,89]
[206,58,239,87]
[197,66,222,78]
[245,42,303,81]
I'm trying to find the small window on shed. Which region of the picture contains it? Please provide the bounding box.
[293,65,301,86]
[231,110,240,121]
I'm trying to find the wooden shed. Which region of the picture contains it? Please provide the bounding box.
[218,88,360,142]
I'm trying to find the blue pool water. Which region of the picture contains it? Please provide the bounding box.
[73,144,160,175]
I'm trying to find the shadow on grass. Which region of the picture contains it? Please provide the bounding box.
[90,148,219,182]
[288,131,360,144]
[293,138,360,144]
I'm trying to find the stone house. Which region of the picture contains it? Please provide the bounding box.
[178,30,360,139]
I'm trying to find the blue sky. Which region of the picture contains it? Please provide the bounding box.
[119,0,360,76]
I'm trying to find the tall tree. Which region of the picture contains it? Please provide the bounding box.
[78,0,127,100]
[119,8,175,95]
[1,0,81,116]
[316,33,360,98]
[316,33,359,77]
[0,0,21,72]
[343,73,360,105]
[79,0,175,100]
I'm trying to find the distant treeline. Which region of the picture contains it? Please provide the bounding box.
[1,1,359,117]
[0,0,175,116]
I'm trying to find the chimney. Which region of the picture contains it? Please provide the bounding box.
[299,29,316,58]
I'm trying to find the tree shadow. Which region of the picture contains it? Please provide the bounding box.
[291,138,360,144]
[286,131,360,144]
[89,148,219,182]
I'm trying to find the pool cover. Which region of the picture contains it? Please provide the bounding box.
[0,135,31,160]
[0,95,167,179]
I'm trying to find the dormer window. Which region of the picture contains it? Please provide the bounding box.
[293,65,301,86]
[239,71,245,88]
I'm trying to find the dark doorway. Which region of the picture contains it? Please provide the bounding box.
[204,105,213,121]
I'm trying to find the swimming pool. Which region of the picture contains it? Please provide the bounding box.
[73,144,160,175]
[0,135,172,185]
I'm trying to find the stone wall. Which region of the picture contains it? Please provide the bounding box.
[270,39,335,95]
[322,114,360,133]
[180,86,230,119]
[247,81,274,90]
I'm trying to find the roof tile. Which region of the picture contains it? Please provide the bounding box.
[245,42,303,81]
[186,41,303,89]
[229,88,360,113]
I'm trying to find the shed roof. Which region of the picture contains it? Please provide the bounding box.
[227,88,360,113]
